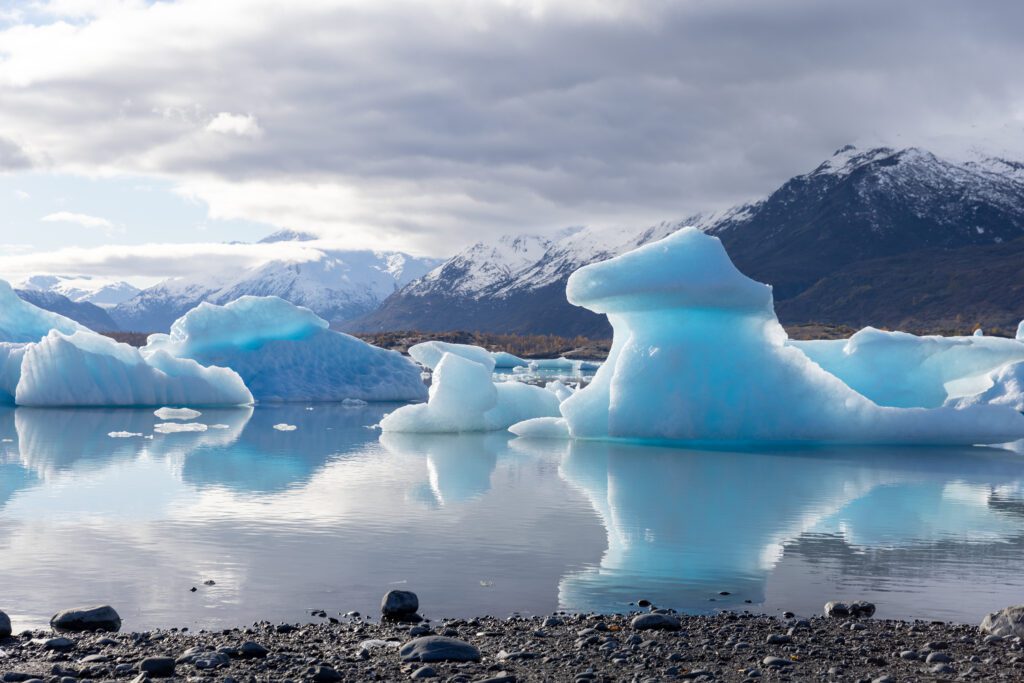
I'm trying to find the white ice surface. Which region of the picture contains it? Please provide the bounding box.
[409,341,497,371]
[380,351,560,433]
[793,328,1024,408]
[0,279,84,342]
[145,296,427,403]
[510,228,1024,446]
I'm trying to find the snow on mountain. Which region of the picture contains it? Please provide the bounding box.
[110,235,442,332]
[18,275,141,308]
[351,145,1024,336]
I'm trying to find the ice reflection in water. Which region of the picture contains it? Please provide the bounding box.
[0,404,1023,630]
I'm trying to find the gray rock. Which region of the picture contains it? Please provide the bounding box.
[766,634,791,644]
[50,605,122,633]
[237,641,269,659]
[931,663,954,674]
[631,613,681,631]
[981,605,1024,638]
[925,651,951,664]
[898,649,918,660]
[382,590,420,618]
[399,636,481,663]
[34,636,76,650]
[194,651,230,669]
[137,656,176,677]
[762,656,792,667]
[0,610,10,639]
[312,665,342,682]
[824,600,875,618]
[410,666,438,679]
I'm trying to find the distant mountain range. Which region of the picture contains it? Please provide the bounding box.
[14,145,1024,336]
[350,145,1024,336]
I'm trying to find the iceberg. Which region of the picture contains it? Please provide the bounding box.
[409,341,496,371]
[380,352,560,433]
[953,361,1024,413]
[15,331,252,407]
[491,351,528,368]
[144,296,427,403]
[793,328,1024,408]
[511,228,1024,446]
[0,279,83,343]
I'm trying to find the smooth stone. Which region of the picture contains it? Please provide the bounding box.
[50,605,122,633]
[137,656,176,677]
[631,614,681,631]
[931,663,954,674]
[478,674,516,683]
[766,634,791,644]
[311,665,342,682]
[410,666,438,679]
[194,651,230,669]
[926,652,951,664]
[898,650,918,660]
[237,641,269,659]
[34,636,76,650]
[0,610,10,639]
[762,656,792,667]
[399,636,481,663]
[382,590,420,618]
[824,600,875,618]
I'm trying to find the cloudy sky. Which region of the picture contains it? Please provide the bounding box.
[1,0,1023,283]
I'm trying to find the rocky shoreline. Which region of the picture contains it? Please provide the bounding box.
[4,596,1024,683]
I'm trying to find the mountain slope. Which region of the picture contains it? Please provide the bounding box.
[110,234,441,332]
[15,289,120,331]
[349,145,1024,336]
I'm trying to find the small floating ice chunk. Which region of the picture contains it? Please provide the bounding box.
[510,416,571,439]
[273,423,298,431]
[208,424,230,429]
[974,328,984,337]
[154,422,209,434]
[154,407,202,421]
[545,380,576,402]
[107,431,142,438]
[380,352,559,433]
[491,351,527,368]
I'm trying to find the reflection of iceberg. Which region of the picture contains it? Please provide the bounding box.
[512,229,1024,445]
[379,431,504,505]
[549,439,1024,614]
[179,404,390,493]
[12,406,253,480]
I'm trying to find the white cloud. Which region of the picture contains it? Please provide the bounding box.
[0,0,1022,255]
[206,112,263,138]
[0,240,325,281]
[14,189,30,200]
[41,211,120,234]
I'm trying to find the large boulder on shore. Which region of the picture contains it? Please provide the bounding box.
[381,590,419,618]
[50,605,122,632]
[981,605,1024,638]
[0,609,10,638]
[399,636,481,663]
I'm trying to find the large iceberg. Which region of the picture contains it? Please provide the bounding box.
[15,331,252,407]
[0,281,252,407]
[0,279,83,343]
[380,352,560,433]
[793,328,1024,408]
[510,228,1024,446]
[953,361,1024,413]
[144,296,427,402]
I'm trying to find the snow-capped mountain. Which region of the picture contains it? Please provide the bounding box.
[17,275,141,308]
[109,234,442,332]
[351,145,1024,336]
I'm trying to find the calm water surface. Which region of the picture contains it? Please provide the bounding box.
[2,403,1024,631]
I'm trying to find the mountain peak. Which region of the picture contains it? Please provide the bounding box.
[258,229,320,244]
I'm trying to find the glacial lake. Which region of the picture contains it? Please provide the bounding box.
[2,402,1024,632]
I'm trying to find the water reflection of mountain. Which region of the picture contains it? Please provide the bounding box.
[378,432,505,506]
[541,439,1024,614]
